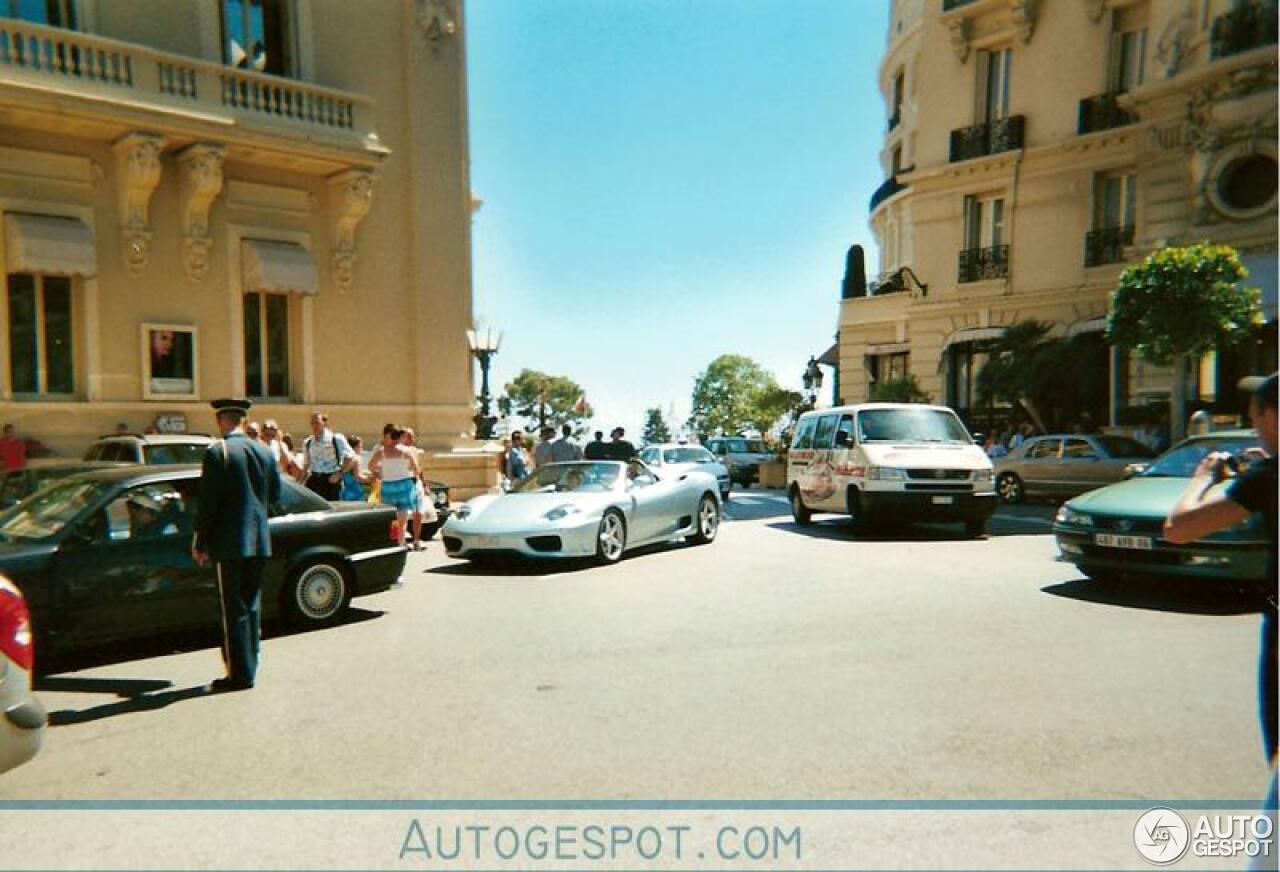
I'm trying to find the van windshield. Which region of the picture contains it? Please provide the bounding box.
[857,409,972,444]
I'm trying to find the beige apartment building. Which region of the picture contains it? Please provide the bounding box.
[0,0,493,491]
[842,0,1277,428]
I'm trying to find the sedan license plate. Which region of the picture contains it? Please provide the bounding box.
[1094,533,1153,550]
[931,496,954,505]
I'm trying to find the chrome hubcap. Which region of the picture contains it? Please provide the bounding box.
[297,565,343,620]
[999,476,1019,500]
[699,498,719,538]
[599,515,624,560]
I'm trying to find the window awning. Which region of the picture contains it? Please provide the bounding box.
[242,240,318,295]
[941,326,1006,351]
[816,343,840,367]
[863,342,910,356]
[1066,316,1108,338]
[4,213,95,277]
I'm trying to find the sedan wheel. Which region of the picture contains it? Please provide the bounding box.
[285,559,350,627]
[690,494,720,545]
[596,510,627,565]
[997,472,1024,504]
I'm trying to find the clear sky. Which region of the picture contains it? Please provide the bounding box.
[467,0,889,438]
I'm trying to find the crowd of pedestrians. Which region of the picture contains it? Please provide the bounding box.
[497,424,637,488]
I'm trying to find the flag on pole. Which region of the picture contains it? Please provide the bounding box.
[573,394,588,415]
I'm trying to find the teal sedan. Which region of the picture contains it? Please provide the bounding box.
[1053,430,1268,583]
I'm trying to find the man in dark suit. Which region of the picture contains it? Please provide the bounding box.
[192,398,282,692]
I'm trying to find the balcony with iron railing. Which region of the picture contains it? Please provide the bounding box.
[869,175,908,214]
[1078,92,1136,135]
[957,244,1009,283]
[949,116,1025,162]
[0,18,381,164]
[941,0,978,10]
[1084,225,1134,267]
[1210,0,1278,59]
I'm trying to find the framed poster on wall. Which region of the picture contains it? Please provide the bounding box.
[142,324,198,400]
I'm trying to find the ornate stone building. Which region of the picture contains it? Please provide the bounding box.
[0,0,492,491]
[842,0,1276,426]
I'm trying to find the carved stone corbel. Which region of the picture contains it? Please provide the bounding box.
[328,169,375,293]
[948,18,970,63]
[1010,0,1036,42]
[112,133,166,275]
[177,144,225,282]
[417,0,457,42]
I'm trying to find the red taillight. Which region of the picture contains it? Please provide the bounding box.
[0,586,33,672]
[389,519,401,542]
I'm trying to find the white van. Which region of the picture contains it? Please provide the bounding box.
[786,403,997,537]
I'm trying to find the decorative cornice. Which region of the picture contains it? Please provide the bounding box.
[417,0,457,43]
[112,132,166,276]
[177,144,225,282]
[328,169,376,293]
[1084,0,1106,24]
[1010,0,1035,42]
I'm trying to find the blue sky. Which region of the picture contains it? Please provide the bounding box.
[467,0,889,437]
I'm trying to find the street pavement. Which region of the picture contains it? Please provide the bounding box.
[3,490,1269,802]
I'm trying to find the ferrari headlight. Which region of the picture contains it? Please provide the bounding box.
[866,466,906,480]
[1054,506,1093,527]
[544,504,582,521]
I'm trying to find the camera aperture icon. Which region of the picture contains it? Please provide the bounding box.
[1134,808,1191,865]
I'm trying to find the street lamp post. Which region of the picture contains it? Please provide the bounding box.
[802,356,824,409]
[467,325,502,439]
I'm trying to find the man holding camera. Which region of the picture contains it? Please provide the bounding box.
[1166,373,1277,821]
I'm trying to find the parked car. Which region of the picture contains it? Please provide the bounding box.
[0,573,44,774]
[443,460,721,564]
[787,403,997,537]
[994,434,1155,503]
[638,443,732,500]
[0,466,407,669]
[84,433,213,465]
[421,480,452,539]
[703,436,773,488]
[0,460,131,510]
[1052,430,1267,584]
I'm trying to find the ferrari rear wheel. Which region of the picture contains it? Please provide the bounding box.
[596,510,627,565]
[690,494,720,545]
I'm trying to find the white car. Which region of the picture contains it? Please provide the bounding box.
[638,443,732,500]
[85,433,213,465]
[443,460,721,564]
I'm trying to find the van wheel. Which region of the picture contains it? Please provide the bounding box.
[789,487,811,526]
[846,487,865,530]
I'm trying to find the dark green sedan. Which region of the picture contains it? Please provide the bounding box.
[0,466,407,671]
[1052,430,1268,583]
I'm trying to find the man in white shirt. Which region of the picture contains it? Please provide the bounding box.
[532,426,557,469]
[299,411,356,500]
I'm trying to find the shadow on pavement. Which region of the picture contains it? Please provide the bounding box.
[45,684,212,726]
[37,607,384,676]
[723,490,792,522]
[426,541,703,579]
[1042,577,1266,616]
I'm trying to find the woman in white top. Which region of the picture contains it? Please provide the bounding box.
[367,424,421,548]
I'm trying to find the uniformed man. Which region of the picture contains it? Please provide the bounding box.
[192,398,282,692]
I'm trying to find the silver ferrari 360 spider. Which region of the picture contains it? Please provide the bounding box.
[441,460,722,564]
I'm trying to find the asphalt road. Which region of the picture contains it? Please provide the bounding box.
[4,491,1269,802]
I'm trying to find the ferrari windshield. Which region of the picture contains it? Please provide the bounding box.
[663,447,715,464]
[510,462,621,494]
[1142,435,1259,478]
[0,478,106,540]
[857,408,972,443]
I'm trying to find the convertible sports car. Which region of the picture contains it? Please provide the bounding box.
[442,460,722,563]
[0,466,406,669]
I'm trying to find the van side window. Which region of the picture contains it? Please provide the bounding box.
[792,418,817,450]
[812,415,838,450]
[835,415,855,446]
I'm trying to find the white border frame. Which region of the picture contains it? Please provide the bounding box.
[141,322,200,401]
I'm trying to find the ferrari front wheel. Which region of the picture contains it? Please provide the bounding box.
[596,510,627,565]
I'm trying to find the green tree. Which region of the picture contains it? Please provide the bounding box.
[687,354,789,437]
[641,408,672,445]
[752,385,804,435]
[978,321,1110,431]
[1107,243,1261,440]
[869,374,931,404]
[498,369,592,433]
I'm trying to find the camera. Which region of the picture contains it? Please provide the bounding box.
[1222,454,1242,474]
